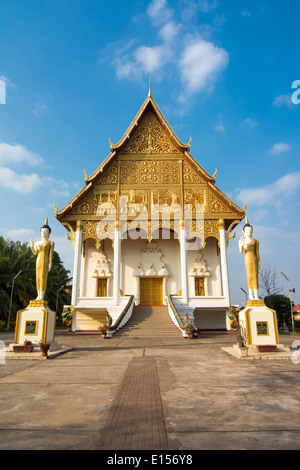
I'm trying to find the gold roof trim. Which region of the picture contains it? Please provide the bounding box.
[110,94,191,152]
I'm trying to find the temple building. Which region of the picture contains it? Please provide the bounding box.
[56,90,245,334]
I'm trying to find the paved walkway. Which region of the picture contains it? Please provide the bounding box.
[0,331,300,450]
[96,356,168,450]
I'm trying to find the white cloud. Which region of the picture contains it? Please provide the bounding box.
[268,142,291,155]
[236,172,300,206]
[179,37,229,97]
[114,44,168,80]
[243,118,258,128]
[214,124,225,132]
[273,94,293,107]
[0,167,70,196]
[159,20,181,43]
[198,0,219,13]
[0,167,44,194]
[134,45,166,74]
[214,116,225,132]
[0,142,44,166]
[6,228,35,240]
[147,0,172,24]
[33,100,48,118]
[112,0,229,103]
[242,10,252,17]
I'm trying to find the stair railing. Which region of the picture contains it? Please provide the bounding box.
[107,295,135,337]
[167,295,188,337]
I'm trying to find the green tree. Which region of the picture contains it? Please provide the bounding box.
[264,294,294,329]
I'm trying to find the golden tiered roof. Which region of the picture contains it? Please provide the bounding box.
[56,92,245,246]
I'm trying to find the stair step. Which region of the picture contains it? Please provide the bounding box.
[115,306,180,338]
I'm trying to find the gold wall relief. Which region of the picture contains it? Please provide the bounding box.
[210,194,230,214]
[184,189,205,209]
[82,219,115,249]
[141,160,160,184]
[161,160,180,184]
[82,220,97,244]
[69,192,93,216]
[121,111,178,155]
[95,162,118,185]
[183,162,205,184]
[120,160,139,184]
[204,219,220,245]
[93,190,117,215]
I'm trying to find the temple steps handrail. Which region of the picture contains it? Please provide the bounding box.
[109,295,135,333]
[167,295,187,336]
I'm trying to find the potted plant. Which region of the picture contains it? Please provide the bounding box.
[13,340,33,353]
[98,324,108,338]
[183,314,197,339]
[39,341,51,358]
[98,313,113,339]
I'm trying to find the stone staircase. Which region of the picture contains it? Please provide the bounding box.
[115,306,181,338]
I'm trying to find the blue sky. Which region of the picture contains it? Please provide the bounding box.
[0,0,299,305]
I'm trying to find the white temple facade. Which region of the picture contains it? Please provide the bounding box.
[56,92,245,334]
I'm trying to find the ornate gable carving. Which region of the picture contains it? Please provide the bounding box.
[121,110,178,155]
[210,192,232,214]
[95,162,118,185]
[183,161,206,184]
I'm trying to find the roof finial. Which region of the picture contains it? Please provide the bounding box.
[148,77,152,98]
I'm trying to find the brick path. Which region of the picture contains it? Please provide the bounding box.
[96,356,168,450]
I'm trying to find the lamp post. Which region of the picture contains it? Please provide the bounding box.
[7,270,22,331]
[281,272,295,334]
[241,287,248,305]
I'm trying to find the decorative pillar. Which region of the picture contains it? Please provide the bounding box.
[180,225,189,305]
[113,222,121,306]
[71,220,82,307]
[219,219,231,306]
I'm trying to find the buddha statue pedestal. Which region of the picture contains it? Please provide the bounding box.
[13,300,56,346]
[239,300,280,351]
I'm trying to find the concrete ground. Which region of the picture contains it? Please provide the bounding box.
[0,331,299,450]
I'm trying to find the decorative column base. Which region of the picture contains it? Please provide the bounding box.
[14,300,56,345]
[239,300,280,349]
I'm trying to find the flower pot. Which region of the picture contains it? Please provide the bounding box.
[187,332,194,339]
[13,345,33,353]
[240,347,248,357]
[40,344,51,358]
[256,345,277,353]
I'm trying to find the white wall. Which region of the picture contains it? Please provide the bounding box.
[187,237,222,297]
[121,236,181,297]
[193,308,226,330]
[81,238,114,297]
[79,235,222,300]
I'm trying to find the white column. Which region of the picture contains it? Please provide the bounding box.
[219,219,231,306]
[71,221,82,307]
[180,228,189,305]
[113,227,121,305]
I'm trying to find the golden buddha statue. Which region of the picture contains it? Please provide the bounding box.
[238,217,260,300]
[30,218,55,301]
